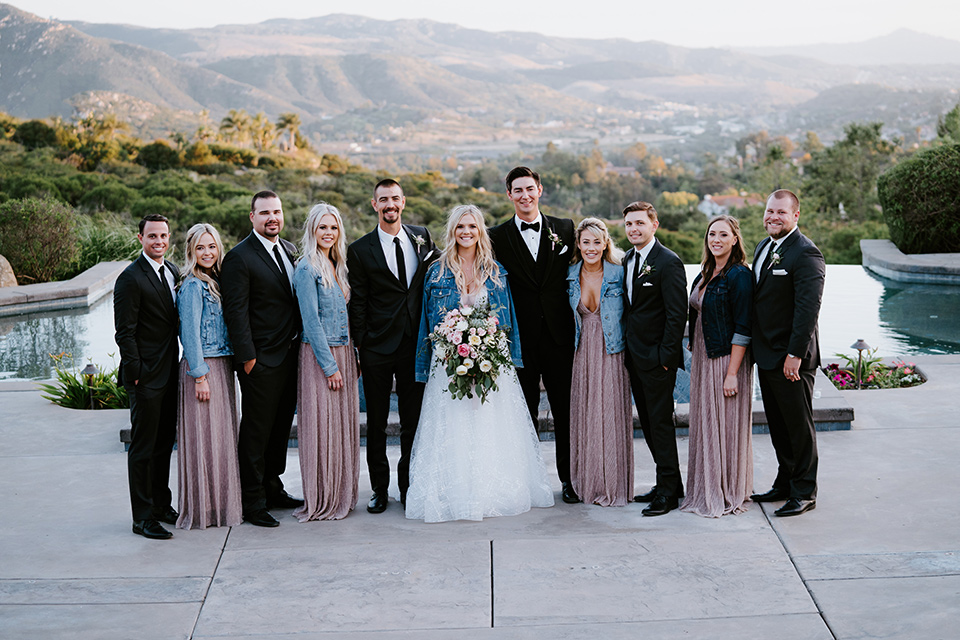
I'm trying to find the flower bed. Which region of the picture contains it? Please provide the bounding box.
[824,351,924,390]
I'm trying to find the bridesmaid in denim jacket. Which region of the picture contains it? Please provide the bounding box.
[291,203,360,521]
[566,218,634,506]
[176,223,242,529]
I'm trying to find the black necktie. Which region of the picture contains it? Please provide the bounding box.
[394,237,407,289]
[158,265,174,305]
[272,245,288,280]
[631,254,641,303]
[761,241,777,273]
[521,221,540,232]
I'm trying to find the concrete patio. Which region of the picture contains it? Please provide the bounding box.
[1,355,957,639]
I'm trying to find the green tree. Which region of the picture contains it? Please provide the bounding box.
[219,109,252,147]
[12,120,58,149]
[804,122,899,222]
[276,112,302,152]
[138,141,183,171]
[936,102,960,144]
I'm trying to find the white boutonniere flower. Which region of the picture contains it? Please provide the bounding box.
[768,249,782,268]
[640,263,655,277]
[413,234,426,248]
[547,229,562,250]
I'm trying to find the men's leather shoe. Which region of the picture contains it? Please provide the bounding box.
[244,509,280,527]
[367,493,388,514]
[266,491,304,509]
[642,494,678,517]
[133,519,172,540]
[774,498,816,517]
[633,487,658,503]
[751,488,790,503]
[561,482,581,504]
[152,506,179,525]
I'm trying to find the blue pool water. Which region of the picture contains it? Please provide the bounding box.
[2,265,958,382]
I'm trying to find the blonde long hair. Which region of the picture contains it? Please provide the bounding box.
[181,223,225,298]
[300,202,350,295]
[572,217,624,265]
[434,204,502,290]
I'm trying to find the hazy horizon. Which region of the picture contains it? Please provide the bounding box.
[8,0,960,49]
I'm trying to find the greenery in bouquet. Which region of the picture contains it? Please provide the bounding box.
[38,352,130,409]
[824,349,924,390]
[428,299,513,403]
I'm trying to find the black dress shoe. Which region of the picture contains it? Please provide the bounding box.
[633,487,658,503]
[244,509,280,527]
[751,488,790,503]
[561,482,581,504]
[133,519,173,540]
[367,493,388,514]
[152,506,179,525]
[774,498,816,517]
[266,491,305,509]
[642,494,678,517]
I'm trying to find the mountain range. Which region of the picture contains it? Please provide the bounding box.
[1,3,958,157]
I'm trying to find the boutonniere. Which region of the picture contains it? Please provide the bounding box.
[639,263,655,278]
[768,248,782,268]
[547,229,562,250]
[413,234,426,249]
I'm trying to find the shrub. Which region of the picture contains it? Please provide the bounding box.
[38,353,129,410]
[64,215,142,278]
[79,182,140,212]
[12,120,58,149]
[208,144,258,167]
[878,144,960,253]
[0,197,78,282]
[138,141,183,171]
[3,175,63,201]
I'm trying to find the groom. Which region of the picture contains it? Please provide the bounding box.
[348,178,436,513]
[489,166,579,504]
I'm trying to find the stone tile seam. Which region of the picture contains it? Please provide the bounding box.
[192,524,231,639]
[805,573,960,582]
[492,611,822,627]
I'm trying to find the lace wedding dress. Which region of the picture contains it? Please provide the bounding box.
[405,285,555,522]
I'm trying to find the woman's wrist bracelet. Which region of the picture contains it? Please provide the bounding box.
[195,376,207,384]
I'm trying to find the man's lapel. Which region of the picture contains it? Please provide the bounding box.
[252,236,293,294]
[754,237,771,286]
[139,255,175,314]
[506,217,538,282]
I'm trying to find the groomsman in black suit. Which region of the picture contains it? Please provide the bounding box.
[114,214,180,539]
[621,201,687,516]
[489,167,579,504]
[221,190,304,528]
[750,189,825,517]
[347,179,436,513]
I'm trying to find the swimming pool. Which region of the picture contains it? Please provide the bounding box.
[1,265,958,381]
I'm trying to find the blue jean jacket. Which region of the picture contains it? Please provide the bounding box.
[415,260,523,383]
[292,260,351,376]
[566,261,626,355]
[178,276,233,378]
[689,263,752,359]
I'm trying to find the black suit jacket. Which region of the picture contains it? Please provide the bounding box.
[221,233,301,367]
[752,230,825,370]
[622,239,687,371]
[488,215,575,348]
[347,224,436,355]
[114,254,180,389]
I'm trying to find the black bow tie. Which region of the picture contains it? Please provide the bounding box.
[521,221,540,232]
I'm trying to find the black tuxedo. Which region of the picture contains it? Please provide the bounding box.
[114,254,180,522]
[752,229,825,500]
[622,239,687,498]
[221,233,302,512]
[347,224,435,498]
[489,214,576,483]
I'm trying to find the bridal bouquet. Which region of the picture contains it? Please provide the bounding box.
[428,299,513,404]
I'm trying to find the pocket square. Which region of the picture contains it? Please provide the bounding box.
[772,269,788,276]
[558,245,569,255]
[642,281,654,287]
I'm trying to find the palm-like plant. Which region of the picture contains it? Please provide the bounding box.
[276,112,302,152]
[219,109,252,147]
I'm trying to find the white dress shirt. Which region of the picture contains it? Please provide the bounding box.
[253,230,294,289]
[377,225,418,286]
[625,239,655,302]
[142,252,176,300]
[755,226,797,283]
[514,213,543,261]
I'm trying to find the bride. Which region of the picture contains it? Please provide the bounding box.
[405,204,554,523]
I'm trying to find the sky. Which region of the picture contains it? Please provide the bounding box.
[9,0,960,48]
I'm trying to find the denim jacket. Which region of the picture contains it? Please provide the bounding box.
[177,276,233,378]
[689,263,752,359]
[415,260,523,383]
[292,260,351,376]
[566,261,626,355]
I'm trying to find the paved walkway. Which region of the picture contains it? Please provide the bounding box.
[1,356,958,639]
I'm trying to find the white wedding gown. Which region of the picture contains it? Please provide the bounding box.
[405,286,555,523]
